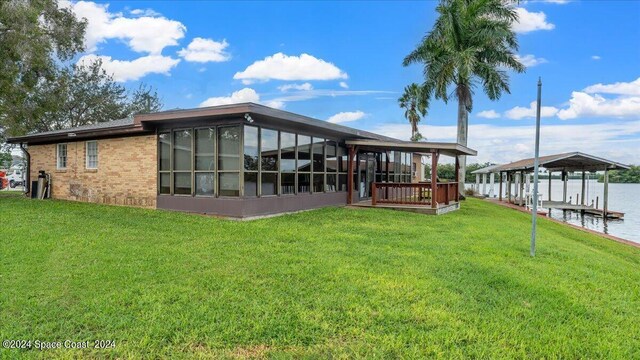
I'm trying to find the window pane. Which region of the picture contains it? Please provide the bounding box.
[327,174,337,192]
[159,133,170,171]
[338,146,349,172]
[160,173,170,194]
[312,137,324,173]
[261,173,277,196]
[244,172,258,197]
[280,132,296,172]
[86,141,98,168]
[261,128,278,171]
[244,126,259,171]
[298,173,310,193]
[281,173,295,194]
[57,144,67,168]
[219,126,241,171]
[174,172,191,195]
[219,172,239,196]
[326,141,337,172]
[195,128,215,171]
[297,135,311,172]
[195,173,214,196]
[313,174,324,193]
[338,174,347,192]
[174,129,192,171]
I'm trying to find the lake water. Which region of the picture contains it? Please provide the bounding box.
[466,179,640,244]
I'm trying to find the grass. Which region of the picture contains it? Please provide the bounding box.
[1,192,639,359]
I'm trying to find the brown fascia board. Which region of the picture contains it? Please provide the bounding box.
[7,124,149,145]
[135,102,399,142]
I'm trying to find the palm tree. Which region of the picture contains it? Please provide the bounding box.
[403,0,525,193]
[398,83,427,141]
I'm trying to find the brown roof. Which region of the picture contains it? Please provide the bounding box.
[495,152,629,172]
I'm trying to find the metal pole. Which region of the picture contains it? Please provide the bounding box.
[603,168,609,219]
[531,77,542,257]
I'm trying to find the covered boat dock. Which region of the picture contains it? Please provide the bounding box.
[489,152,629,219]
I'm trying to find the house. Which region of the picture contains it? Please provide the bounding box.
[7,103,476,218]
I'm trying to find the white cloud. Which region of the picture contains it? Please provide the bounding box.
[591,55,601,60]
[178,37,230,63]
[477,110,500,119]
[557,92,640,120]
[277,83,313,92]
[60,0,186,54]
[513,7,555,34]
[327,111,366,124]
[583,77,640,96]
[199,88,285,109]
[368,121,640,165]
[505,101,559,120]
[129,8,161,17]
[233,53,348,84]
[339,81,349,89]
[77,54,180,82]
[515,54,548,67]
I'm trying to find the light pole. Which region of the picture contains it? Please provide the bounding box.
[531,78,542,257]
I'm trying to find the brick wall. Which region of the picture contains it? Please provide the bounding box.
[29,135,157,208]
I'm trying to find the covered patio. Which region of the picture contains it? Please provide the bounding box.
[345,140,477,215]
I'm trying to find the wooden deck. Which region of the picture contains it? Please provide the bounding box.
[506,199,624,219]
[349,200,460,215]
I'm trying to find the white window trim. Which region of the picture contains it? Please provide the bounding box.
[85,141,98,169]
[56,143,67,170]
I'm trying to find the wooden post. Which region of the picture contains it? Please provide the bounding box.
[498,172,503,201]
[603,168,609,219]
[431,151,438,209]
[580,171,586,206]
[562,171,568,203]
[507,172,511,202]
[454,156,460,202]
[548,171,552,201]
[347,145,355,204]
[372,182,377,206]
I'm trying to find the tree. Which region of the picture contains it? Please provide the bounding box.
[403,0,525,194]
[398,83,427,141]
[128,84,164,115]
[598,165,640,184]
[0,0,86,142]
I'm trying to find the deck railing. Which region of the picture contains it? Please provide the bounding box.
[372,182,458,206]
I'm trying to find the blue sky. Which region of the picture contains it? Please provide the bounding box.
[57,0,639,164]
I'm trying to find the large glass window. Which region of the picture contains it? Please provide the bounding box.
[326,141,337,192]
[219,126,241,171]
[280,132,296,194]
[218,126,240,196]
[195,128,215,196]
[158,133,171,194]
[243,126,259,197]
[261,128,279,196]
[173,129,192,194]
[280,132,296,172]
[297,135,311,193]
[261,128,278,171]
[337,145,348,191]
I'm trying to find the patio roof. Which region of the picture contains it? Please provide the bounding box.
[495,152,629,172]
[344,139,477,157]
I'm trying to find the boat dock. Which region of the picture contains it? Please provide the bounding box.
[541,201,624,219]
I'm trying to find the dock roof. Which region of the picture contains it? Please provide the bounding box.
[495,152,629,172]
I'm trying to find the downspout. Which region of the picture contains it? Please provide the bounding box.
[19,142,30,196]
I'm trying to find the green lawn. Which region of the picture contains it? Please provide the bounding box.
[1,193,639,359]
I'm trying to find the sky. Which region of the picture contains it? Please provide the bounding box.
[41,0,640,165]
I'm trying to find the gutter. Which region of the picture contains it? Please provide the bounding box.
[19,142,30,196]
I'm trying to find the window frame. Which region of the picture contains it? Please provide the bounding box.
[56,143,68,170]
[85,140,98,169]
[194,127,216,197]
